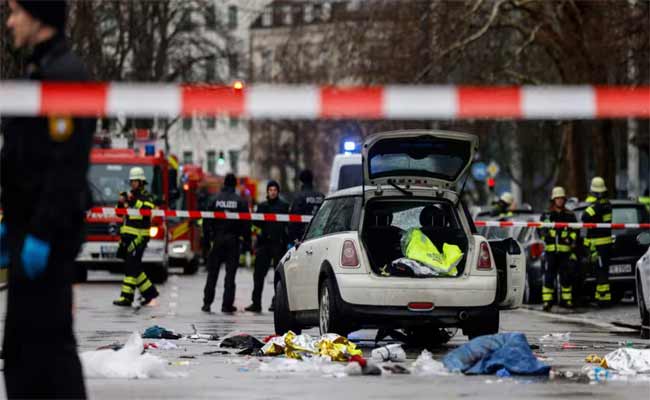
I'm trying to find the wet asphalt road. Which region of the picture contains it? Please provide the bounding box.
[0,266,649,399]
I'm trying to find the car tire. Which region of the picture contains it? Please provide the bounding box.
[146,263,169,284]
[524,269,542,304]
[636,273,650,339]
[464,308,499,340]
[319,277,349,336]
[274,279,301,335]
[183,257,199,275]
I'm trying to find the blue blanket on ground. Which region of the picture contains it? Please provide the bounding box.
[442,332,550,375]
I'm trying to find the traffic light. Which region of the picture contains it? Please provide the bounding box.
[218,151,225,165]
[487,177,495,189]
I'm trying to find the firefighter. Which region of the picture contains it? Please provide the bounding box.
[288,170,325,244]
[202,173,250,313]
[113,167,159,306]
[246,181,289,313]
[490,192,514,218]
[581,177,613,306]
[540,187,579,311]
[1,1,92,397]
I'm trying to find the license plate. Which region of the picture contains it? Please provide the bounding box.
[609,264,632,274]
[100,245,118,259]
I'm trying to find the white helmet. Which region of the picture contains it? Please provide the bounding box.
[500,192,514,205]
[129,167,147,182]
[551,186,566,200]
[590,177,606,193]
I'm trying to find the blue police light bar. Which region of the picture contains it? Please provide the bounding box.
[343,141,356,152]
[144,144,155,156]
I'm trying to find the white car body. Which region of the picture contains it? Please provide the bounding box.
[275,130,525,340]
[635,244,650,338]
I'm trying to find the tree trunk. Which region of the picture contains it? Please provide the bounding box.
[592,121,617,195]
[558,122,587,200]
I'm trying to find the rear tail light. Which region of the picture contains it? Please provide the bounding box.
[341,240,359,268]
[529,242,544,260]
[477,242,492,270]
[408,302,434,311]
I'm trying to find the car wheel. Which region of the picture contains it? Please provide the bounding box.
[319,278,349,336]
[636,274,650,339]
[464,308,499,340]
[146,263,168,284]
[523,269,542,304]
[183,257,199,275]
[274,279,301,335]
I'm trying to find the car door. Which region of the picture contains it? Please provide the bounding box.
[284,199,335,311]
[488,238,526,309]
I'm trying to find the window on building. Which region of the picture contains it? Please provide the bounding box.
[179,11,193,31]
[261,50,272,80]
[182,117,193,131]
[229,53,239,76]
[206,4,217,29]
[321,3,332,21]
[230,117,239,128]
[304,4,314,23]
[228,150,240,175]
[182,151,193,165]
[283,5,293,25]
[228,5,238,30]
[206,150,216,174]
[206,117,216,129]
[262,6,272,26]
[205,56,216,82]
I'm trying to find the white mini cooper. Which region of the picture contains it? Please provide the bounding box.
[274,130,525,343]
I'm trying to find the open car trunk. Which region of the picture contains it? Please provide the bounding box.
[361,198,469,278]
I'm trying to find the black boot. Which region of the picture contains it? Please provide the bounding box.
[245,304,261,313]
[113,297,132,307]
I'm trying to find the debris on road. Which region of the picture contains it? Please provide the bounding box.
[410,350,449,376]
[81,332,182,379]
[220,332,265,351]
[443,333,550,375]
[187,324,219,341]
[142,325,182,340]
[260,331,363,361]
[603,348,650,374]
[371,343,406,362]
[539,332,571,344]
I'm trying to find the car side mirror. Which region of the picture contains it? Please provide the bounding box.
[637,232,650,246]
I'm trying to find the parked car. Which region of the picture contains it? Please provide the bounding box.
[274,130,525,344]
[572,200,650,303]
[635,244,650,339]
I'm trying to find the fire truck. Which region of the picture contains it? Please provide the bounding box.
[75,146,180,283]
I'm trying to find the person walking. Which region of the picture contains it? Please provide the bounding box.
[246,181,289,312]
[1,1,93,397]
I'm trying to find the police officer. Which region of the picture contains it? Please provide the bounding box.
[490,192,514,218]
[0,1,92,397]
[540,187,579,312]
[246,181,289,313]
[202,173,250,313]
[288,170,325,244]
[581,177,613,306]
[113,167,159,307]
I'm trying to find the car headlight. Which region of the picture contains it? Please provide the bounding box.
[149,226,159,237]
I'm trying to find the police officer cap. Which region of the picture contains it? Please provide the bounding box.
[299,169,313,184]
[267,180,280,191]
[224,173,237,188]
[17,1,67,32]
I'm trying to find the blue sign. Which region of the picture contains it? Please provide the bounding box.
[471,162,487,181]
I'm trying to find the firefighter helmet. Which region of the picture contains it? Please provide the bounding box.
[129,167,147,182]
[551,186,566,200]
[590,177,607,193]
[500,192,514,205]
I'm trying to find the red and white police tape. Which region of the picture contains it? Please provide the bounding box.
[89,207,650,229]
[1,82,649,119]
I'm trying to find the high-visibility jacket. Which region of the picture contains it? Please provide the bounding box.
[540,208,578,253]
[581,195,613,250]
[640,196,650,213]
[118,188,156,251]
[401,228,463,276]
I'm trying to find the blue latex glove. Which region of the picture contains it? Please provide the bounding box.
[21,234,50,279]
[0,223,8,268]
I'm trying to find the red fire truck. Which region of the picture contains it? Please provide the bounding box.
[75,146,179,283]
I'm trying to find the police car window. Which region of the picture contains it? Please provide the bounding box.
[338,164,363,190]
[324,197,357,235]
[304,200,335,241]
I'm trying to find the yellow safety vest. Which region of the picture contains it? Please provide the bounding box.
[402,229,463,276]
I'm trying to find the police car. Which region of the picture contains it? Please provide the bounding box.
[274,130,525,343]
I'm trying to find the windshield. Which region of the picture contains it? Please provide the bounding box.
[613,206,650,224]
[338,164,363,190]
[368,136,471,182]
[88,164,155,206]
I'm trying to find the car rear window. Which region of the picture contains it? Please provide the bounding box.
[337,164,363,190]
[365,200,461,232]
